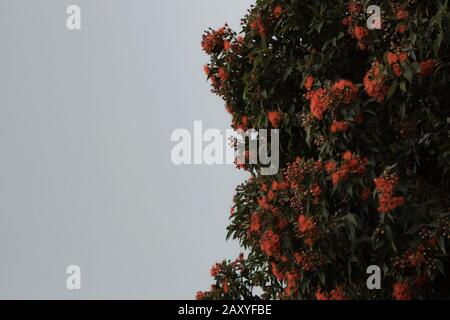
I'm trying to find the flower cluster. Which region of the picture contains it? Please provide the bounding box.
[393,245,426,269]
[305,88,333,120]
[268,111,281,128]
[260,229,280,257]
[332,80,359,104]
[386,50,409,77]
[316,286,347,300]
[201,27,226,55]
[374,173,405,214]
[392,281,412,300]
[305,79,359,120]
[364,61,388,102]
[330,120,350,134]
[297,214,318,248]
[294,251,325,272]
[419,60,437,77]
[250,15,265,38]
[342,1,369,50]
[325,152,368,187]
[285,157,324,212]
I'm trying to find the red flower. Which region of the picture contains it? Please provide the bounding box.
[316,289,328,300]
[210,263,221,277]
[325,161,337,173]
[393,281,412,300]
[249,213,261,233]
[304,75,314,91]
[257,197,270,210]
[218,67,229,81]
[364,61,388,102]
[196,291,208,300]
[316,287,347,300]
[396,9,409,20]
[374,175,405,213]
[201,28,225,54]
[298,215,315,234]
[353,26,368,41]
[397,23,408,33]
[342,16,353,26]
[332,79,359,104]
[267,189,276,202]
[203,64,210,76]
[348,1,363,14]
[343,151,353,161]
[268,111,281,128]
[306,88,333,120]
[273,5,283,18]
[250,16,265,38]
[330,121,350,134]
[272,180,289,191]
[386,52,398,65]
[260,230,280,257]
[419,60,436,77]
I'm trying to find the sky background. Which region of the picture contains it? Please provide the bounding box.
[0,0,254,299]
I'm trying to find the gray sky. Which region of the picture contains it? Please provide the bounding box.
[0,0,253,299]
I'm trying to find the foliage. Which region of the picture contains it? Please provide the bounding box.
[199,0,450,300]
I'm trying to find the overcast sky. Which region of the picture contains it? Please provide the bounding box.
[0,0,253,299]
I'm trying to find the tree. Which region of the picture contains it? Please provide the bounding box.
[198,0,450,300]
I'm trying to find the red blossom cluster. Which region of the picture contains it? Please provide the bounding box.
[305,79,359,120]
[285,157,324,211]
[284,271,300,297]
[297,214,318,248]
[294,251,325,272]
[273,5,283,19]
[419,60,437,77]
[249,213,261,234]
[386,50,409,77]
[305,88,333,120]
[304,75,314,90]
[374,174,405,213]
[330,120,350,134]
[393,281,412,300]
[250,15,266,38]
[364,61,389,102]
[342,2,369,50]
[260,229,280,257]
[210,263,221,277]
[393,245,426,270]
[201,27,226,55]
[332,80,359,104]
[232,115,249,131]
[315,286,347,300]
[325,151,368,187]
[268,111,281,128]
